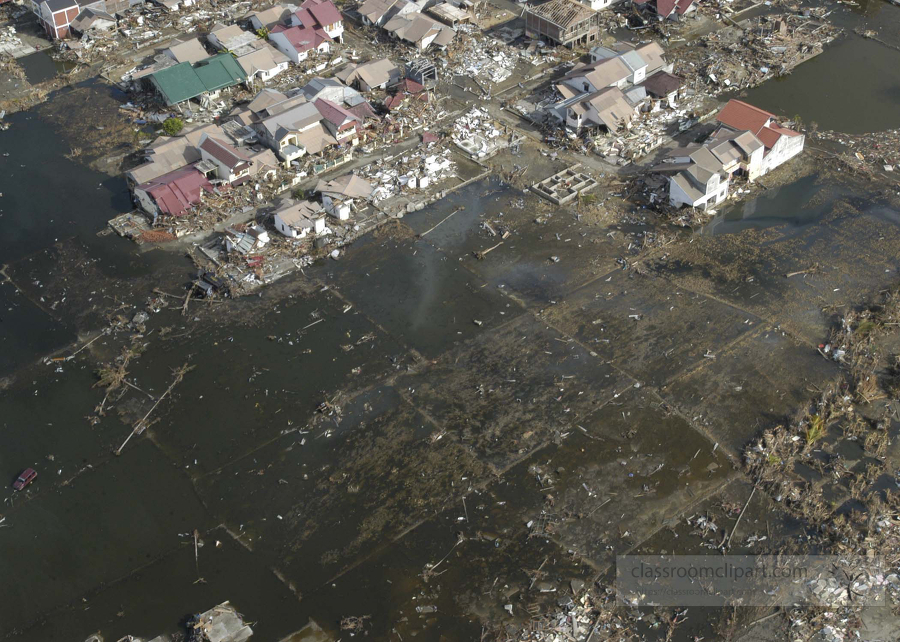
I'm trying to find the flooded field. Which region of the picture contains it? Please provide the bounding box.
[2,9,900,642]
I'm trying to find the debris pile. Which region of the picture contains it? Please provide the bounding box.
[814,128,900,176]
[451,107,519,160]
[675,15,840,93]
[357,146,457,202]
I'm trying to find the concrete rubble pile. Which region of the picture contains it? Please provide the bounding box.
[451,107,516,159]
[445,26,557,86]
[0,26,24,57]
[675,14,840,94]
[357,146,456,202]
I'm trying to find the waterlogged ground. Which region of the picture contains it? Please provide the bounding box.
[2,140,900,641]
[3,22,900,636]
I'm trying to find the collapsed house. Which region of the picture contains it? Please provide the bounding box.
[426,1,473,27]
[357,0,423,27]
[524,0,601,49]
[133,166,214,218]
[546,41,679,132]
[70,7,116,35]
[314,173,374,219]
[272,198,326,237]
[382,11,456,51]
[336,57,401,91]
[248,4,298,31]
[656,99,805,209]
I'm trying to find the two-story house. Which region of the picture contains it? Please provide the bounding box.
[715,99,805,176]
[197,134,254,185]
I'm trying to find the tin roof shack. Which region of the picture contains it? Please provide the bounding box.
[134,166,214,219]
[147,54,247,107]
[272,199,326,237]
[524,0,601,49]
[189,601,253,642]
[315,173,373,220]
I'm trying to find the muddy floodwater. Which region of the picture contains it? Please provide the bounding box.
[3,12,900,641]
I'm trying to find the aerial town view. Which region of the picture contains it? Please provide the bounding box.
[1,0,900,638]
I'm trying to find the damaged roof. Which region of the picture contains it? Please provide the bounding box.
[138,166,213,216]
[525,0,596,28]
[315,173,374,199]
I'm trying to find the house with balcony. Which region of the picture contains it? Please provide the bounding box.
[289,0,344,42]
[314,98,360,146]
[197,134,254,185]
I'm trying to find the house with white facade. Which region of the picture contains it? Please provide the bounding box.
[235,40,291,83]
[273,199,326,238]
[655,100,803,210]
[546,41,675,133]
[715,99,805,176]
[197,134,254,185]
[289,0,344,42]
[314,173,373,220]
[268,24,332,63]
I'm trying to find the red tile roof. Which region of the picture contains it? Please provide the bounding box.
[314,98,358,128]
[273,25,332,52]
[395,78,425,94]
[716,99,774,137]
[140,167,213,216]
[303,0,343,27]
[384,94,405,110]
[292,8,315,27]
[200,136,251,169]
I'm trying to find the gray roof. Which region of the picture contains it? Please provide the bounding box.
[619,49,646,73]
[259,101,322,140]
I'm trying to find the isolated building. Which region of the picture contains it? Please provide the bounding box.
[314,174,373,219]
[715,99,805,176]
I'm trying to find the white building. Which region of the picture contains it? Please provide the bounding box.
[715,99,805,177]
[273,199,326,238]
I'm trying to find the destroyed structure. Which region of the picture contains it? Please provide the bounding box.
[524,0,601,48]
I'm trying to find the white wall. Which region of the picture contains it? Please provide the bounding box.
[269,32,300,63]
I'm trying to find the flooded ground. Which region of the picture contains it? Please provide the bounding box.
[2,8,900,641]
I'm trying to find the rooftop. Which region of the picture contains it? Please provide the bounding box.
[525,0,596,28]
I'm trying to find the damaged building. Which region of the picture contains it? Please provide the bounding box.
[524,0,601,49]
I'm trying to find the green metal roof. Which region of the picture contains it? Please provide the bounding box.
[150,54,247,106]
